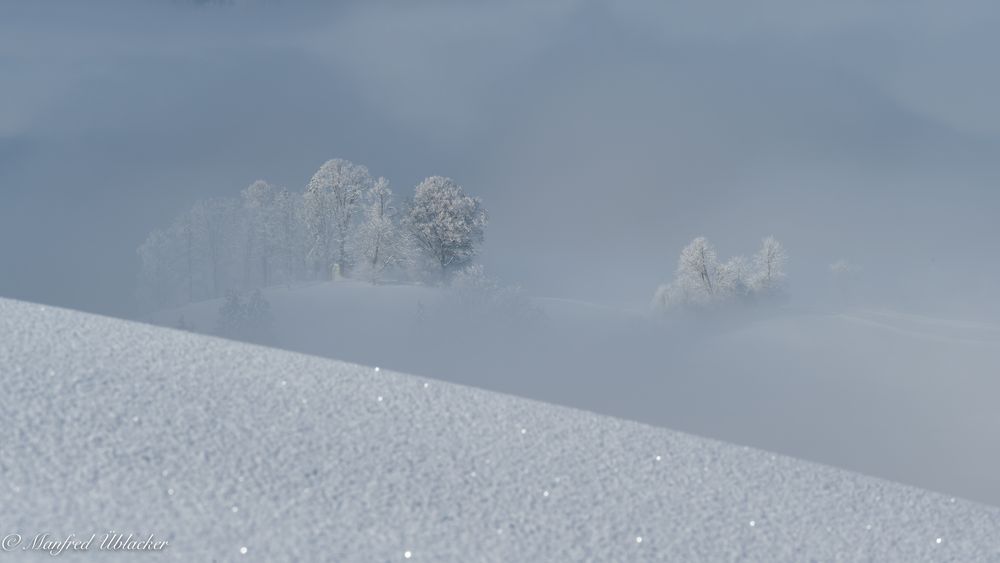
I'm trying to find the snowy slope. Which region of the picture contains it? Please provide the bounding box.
[3,297,1000,561]
[151,282,1000,508]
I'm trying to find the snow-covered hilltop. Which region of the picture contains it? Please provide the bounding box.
[2,297,998,561]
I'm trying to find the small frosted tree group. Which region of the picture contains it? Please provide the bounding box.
[654,236,788,312]
[137,159,488,310]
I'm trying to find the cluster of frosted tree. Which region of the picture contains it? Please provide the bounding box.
[137,159,487,310]
[653,236,788,312]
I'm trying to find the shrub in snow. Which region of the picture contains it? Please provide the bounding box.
[216,289,274,344]
[654,236,788,313]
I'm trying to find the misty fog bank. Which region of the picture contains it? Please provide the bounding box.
[2,1,1000,321]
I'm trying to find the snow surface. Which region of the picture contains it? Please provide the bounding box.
[3,297,1000,561]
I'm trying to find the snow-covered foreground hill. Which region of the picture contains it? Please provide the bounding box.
[4,297,1000,561]
[151,282,1000,508]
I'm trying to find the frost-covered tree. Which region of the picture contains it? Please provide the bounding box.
[191,197,241,299]
[750,236,788,294]
[268,187,306,283]
[303,159,373,277]
[137,227,181,310]
[136,196,244,310]
[403,176,487,281]
[675,237,719,304]
[351,177,413,284]
[241,180,281,288]
[653,237,722,311]
[196,197,246,300]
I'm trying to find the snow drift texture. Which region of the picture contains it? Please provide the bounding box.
[2,297,998,562]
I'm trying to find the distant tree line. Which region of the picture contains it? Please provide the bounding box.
[137,159,487,310]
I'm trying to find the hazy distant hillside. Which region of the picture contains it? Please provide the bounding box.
[151,281,1000,507]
